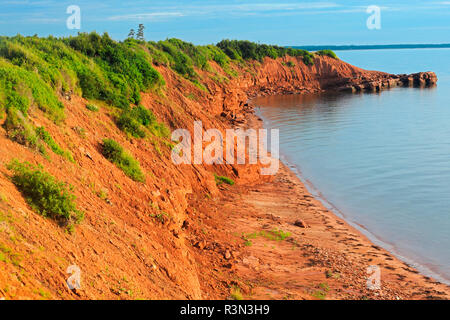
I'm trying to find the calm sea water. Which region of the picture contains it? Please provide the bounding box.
[254,49,450,284]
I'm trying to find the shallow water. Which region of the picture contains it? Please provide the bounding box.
[254,48,450,284]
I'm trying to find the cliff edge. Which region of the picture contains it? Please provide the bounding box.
[0,40,443,300]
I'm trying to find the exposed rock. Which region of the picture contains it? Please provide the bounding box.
[294,220,310,229]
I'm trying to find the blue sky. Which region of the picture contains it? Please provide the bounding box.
[0,0,449,45]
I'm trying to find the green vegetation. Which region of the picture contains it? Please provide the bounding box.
[214,174,235,186]
[244,240,253,247]
[0,243,21,267]
[244,229,291,242]
[0,57,65,122]
[86,103,99,112]
[0,33,167,158]
[285,61,296,68]
[316,49,338,59]
[6,160,83,228]
[65,33,164,107]
[116,105,169,139]
[101,138,145,182]
[147,38,235,81]
[326,270,341,279]
[1,33,319,157]
[217,40,315,65]
[3,107,43,151]
[35,126,74,162]
[230,286,244,300]
[311,290,327,300]
[311,282,330,300]
[0,193,7,202]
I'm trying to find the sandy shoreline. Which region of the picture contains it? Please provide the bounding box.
[190,106,450,300]
[253,105,450,287]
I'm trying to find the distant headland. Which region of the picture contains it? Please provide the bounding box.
[291,44,450,51]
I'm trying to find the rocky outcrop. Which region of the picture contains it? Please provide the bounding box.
[339,71,438,93]
[211,55,437,122]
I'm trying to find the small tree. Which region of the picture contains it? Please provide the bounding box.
[128,28,135,39]
[137,24,145,41]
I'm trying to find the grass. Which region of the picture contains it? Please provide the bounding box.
[316,49,339,59]
[150,211,171,224]
[0,243,21,267]
[311,290,327,300]
[230,286,244,300]
[214,174,235,186]
[116,105,170,139]
[311,282,330,300]
[35,126,74,162]
[0,193,7,202]
[3,108,44,152]
[0,33,165,150]
[185,93,197,100]
[285,61,296,68]
[7,160,83,229]
[217,40,315,65]
[101,138,145,182]
[86,103,99,112]
[244,229,291,242]
[326,270,341,279]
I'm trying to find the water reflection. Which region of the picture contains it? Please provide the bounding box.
[254,84,450,284]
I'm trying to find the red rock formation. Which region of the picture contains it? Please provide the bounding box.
[0,53,440,300]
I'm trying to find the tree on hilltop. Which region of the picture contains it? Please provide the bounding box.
[137,24,145,41]
[128,28,135,39]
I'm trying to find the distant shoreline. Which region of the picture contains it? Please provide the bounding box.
[290,44,450,51]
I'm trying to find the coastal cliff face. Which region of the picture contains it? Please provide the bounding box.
[206,55,437,121]
[0,53,436,300]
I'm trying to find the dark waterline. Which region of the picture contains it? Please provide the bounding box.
[254,48,450,284]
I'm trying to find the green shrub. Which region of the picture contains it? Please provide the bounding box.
[148,39,237,80]
[230,287,244,300]
[116,105,169,139]
[35,126,74,162]
[65,33,164,106]
[3,108,39,148]
[214,174,235,186]
[157,39,197,79]
[285,61,296,68]
[244,229,291,242]
[130,105,156,127]
[116,112,146,138]
[217,40,316,66]
[316,50,338,59]
[0,58,65,122]
[0,34,165,116]
[146,42,170,66]
[86,103,99,112]
[101,138,145,182]
[6,160,83,227]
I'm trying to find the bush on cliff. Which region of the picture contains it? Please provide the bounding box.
[148,39,236,80]
[116,105,169,139]
[7,159,83,228]
[0,33,165,114]
[316,49,338,59]
[66,33,165,106]
[216,40,315,66]
[0,34,170,156]
[35,126,74,162]
[101,138,145,182]
[214,174,235,186]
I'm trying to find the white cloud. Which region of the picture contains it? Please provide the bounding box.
[108,12,184,21]
[106,2,340,21]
